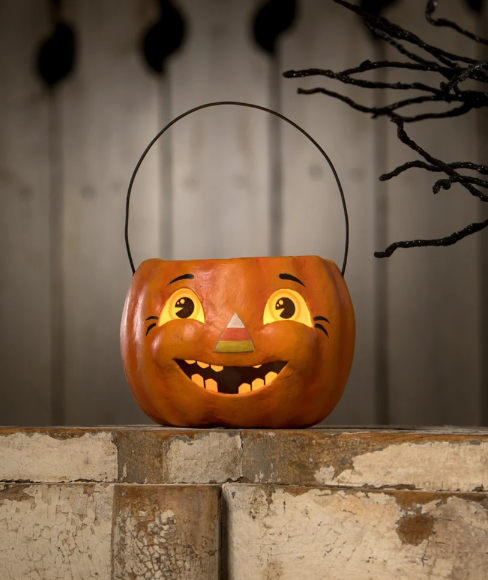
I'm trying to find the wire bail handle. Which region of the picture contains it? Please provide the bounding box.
[125,101,350,276]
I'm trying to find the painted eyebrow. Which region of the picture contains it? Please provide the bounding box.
[168,273,194,285]
[279,273,305,287]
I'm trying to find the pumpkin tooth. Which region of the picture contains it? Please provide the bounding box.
[205,378,218,392]
[252,378,264,391]
[265,371,278,384]
[253,364,262,368]
[175,359,287,395]
[191,374,205,388]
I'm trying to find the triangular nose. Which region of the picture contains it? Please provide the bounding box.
[226,313,246,329]
[214,313,254,353]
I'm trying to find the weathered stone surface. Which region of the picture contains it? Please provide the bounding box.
[0,484,113,580]
[2,427,487,491]
[241,430,324,484]
[0,431,117,482]
[315,439,488,492]
[113,484,220,580]
[222,483,488,580]
[116,429,167,483]
[163,431,242,484]
[117,429,243,484]
[241,430,488,491]
[0,427,487,578]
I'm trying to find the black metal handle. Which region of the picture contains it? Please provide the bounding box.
[125,101,350,276]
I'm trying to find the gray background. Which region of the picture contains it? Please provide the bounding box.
[1,0,487,426]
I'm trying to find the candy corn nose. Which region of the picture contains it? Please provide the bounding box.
[214,313,254,353]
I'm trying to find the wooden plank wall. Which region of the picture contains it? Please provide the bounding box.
[0,0,51,424]
[280,0,377,424]
[481,2,488,427]
[0,0,486,426]
[383,0,483,425]
[59,0,161,424]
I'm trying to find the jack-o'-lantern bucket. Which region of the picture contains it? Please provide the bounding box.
[121,101,355,428]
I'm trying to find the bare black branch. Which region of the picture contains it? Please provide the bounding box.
[283,0,488,257]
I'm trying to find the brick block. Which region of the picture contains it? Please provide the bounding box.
[222,483,488,580]
[113,484,220,579]
[0,430,117,483]
[0,484,113,580]
[241,429,488,491]
[116,429,242,484]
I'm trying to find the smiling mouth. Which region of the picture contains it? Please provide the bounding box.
[175,359,287,394]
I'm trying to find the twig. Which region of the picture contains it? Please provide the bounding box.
[375,218,488,257]
[285,0,488,256]
[335,0,481,65]
[380,160,488,180]
[285,67,444,94]
[298,87,474,122]
[441,62,488,93]
[432,175,488,193]
[297,87,457,117]
[392,119,488,202]
[425,0,488,46]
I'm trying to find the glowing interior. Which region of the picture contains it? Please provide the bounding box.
[175,360,287,394]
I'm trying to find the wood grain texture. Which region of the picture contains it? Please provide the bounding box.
[383,0,482,425]
[60,0,160,424]
[280,0,377,424]
[168,0,271,261]
[0,0,51,425]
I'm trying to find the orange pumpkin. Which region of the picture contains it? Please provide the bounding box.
[121,255,354,428]
[120,101,355,428]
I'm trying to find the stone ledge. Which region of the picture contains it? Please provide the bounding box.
[1,426,487,492]
[1,427,487,579]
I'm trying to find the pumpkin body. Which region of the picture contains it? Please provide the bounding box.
[121,255,355,428]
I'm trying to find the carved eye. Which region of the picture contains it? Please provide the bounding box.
[263,289,312,327]
[275,297,295,319]
[174,296,194,318]
[159,288,205,326]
